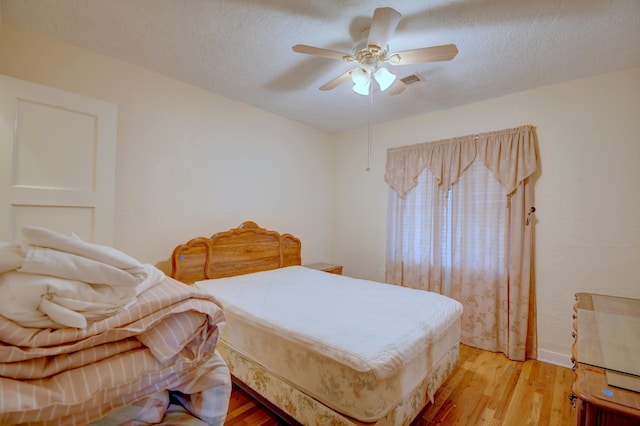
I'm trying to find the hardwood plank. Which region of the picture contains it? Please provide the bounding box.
[224,345,576,425]
[225,384,285,425]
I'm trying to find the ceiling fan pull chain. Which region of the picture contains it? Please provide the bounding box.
[366,88,373,171]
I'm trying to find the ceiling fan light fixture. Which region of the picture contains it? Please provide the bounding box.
[352,80,370,96]
[351,67,371,86]
[374,67,396,91]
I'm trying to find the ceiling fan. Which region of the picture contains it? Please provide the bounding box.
[292,7,458,96]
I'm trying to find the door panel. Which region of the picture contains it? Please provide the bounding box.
[0,74,116,244]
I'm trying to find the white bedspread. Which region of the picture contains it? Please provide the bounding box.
[195,266,463,381]
[0,226,164,329]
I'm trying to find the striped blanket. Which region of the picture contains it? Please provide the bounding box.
[0,277,230,425]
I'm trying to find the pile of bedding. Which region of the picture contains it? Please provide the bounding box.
[0,227,230,425]
[0,226,166,328]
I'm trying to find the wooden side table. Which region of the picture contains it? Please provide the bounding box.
[304,262,343,275]
[571,293,640,425]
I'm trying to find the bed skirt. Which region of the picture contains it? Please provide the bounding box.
[217,342,459,426]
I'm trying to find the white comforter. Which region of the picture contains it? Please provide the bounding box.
[0,226,164,329]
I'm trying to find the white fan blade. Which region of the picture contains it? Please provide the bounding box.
[388,44,458,65]
[386,79,406,96]
[292,44,351,61]
[320,70,353,90]
[367,7,402,49]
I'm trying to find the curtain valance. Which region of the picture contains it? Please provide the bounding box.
[385,125,538,198]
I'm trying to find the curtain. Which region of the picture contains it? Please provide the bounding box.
[384,125,537,361]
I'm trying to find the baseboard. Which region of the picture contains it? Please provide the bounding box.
[537,348,573,368]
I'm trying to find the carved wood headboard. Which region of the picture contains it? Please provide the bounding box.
[169,221,302,284]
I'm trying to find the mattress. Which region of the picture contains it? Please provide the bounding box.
[195,266,462,422]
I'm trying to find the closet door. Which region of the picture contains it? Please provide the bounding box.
[0,74,116,244]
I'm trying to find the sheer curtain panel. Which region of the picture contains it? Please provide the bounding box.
[385,125,538,360]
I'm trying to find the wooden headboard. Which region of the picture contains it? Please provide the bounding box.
[169,221,302,284]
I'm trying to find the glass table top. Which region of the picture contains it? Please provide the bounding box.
[577,293,640,379]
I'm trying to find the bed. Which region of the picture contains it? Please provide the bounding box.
[0,226,231,426]
[168,221,463,426]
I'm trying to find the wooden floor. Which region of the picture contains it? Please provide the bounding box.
[224,344,576,425]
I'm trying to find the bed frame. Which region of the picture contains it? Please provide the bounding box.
[168,221,459,426]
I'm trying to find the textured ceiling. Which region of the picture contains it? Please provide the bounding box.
[2,0,639,133]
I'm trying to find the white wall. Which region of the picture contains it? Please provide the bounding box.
[0,24,335,266]
[333,67,640,365]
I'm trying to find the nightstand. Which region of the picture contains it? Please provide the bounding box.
[304,262,343,275]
